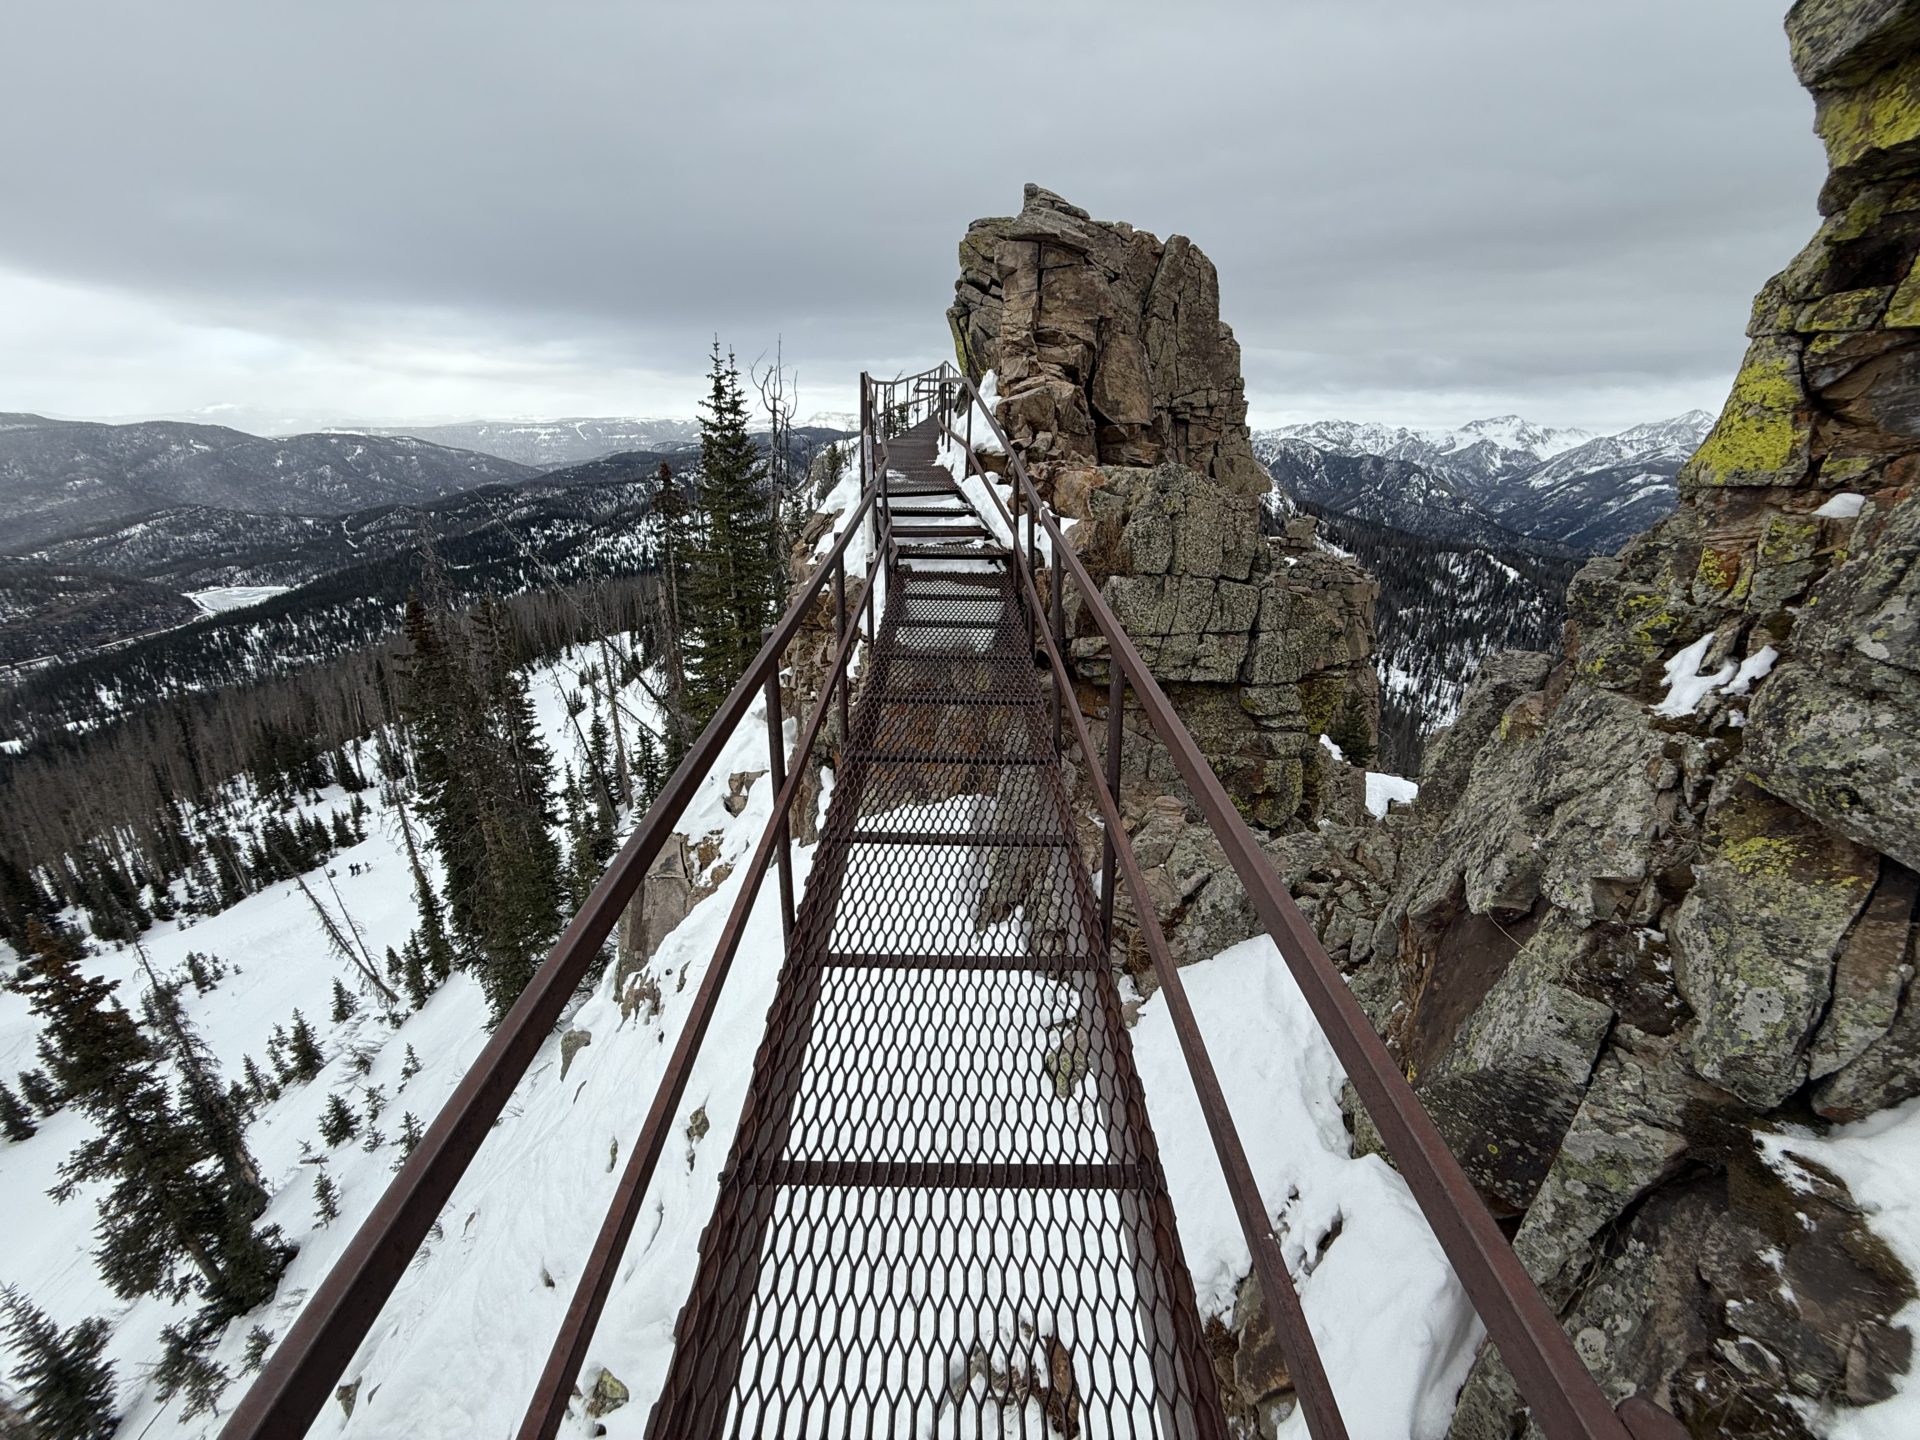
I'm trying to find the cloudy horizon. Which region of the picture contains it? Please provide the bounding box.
[2,1,1824,438]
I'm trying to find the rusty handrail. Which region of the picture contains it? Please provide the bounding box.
[220,377,900,1440]
[934,364,1685,1440]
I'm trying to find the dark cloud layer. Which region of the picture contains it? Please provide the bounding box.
[0,1,1824,430]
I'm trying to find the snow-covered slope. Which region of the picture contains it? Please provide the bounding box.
[2,635,1487,1437]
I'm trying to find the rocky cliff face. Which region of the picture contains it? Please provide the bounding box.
[1341,4,1920,1433]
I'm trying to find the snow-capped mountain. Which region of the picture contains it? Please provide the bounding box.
[1254,410,1714,555]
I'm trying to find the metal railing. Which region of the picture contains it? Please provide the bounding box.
[218,366,947,1440]
[221,358,1685,1440]
[927,361,1686,1440]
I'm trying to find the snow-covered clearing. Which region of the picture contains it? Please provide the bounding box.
[188,586,292,615]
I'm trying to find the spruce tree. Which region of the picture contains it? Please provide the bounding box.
[312,1171,341,1226]
[0,1286,118,1440]
[18,1067,62,1116]
[21,925,290,1317]
[469,599,564,1019]
[152,1322,230,1420]
[0,1080,36,1142]
[139,972,265,1208]
[240,1326,273,1375]
[1327,691,1376,768]
[329,977,359,1024]
[650,460,693,751]
[285,1010,325,1082]
[241,1055,279,1107]
[684,341,780,728]
[318,1093,358,1147]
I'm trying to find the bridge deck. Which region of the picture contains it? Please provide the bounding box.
[648,422,1229,1439]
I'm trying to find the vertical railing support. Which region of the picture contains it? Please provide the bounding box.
[764,666,794,940]
[1100,669,1123,950]
[1050,555,1067,755]
[832,554,850,744]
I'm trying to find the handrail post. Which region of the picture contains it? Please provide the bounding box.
[832,554,850,744]
[1100,669,1123,949]
[763,660,794,940]
[1051,549,1067,755]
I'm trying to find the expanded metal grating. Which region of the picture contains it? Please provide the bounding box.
[647,438,1228,1440]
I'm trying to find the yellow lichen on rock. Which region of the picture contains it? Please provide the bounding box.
[1681,337,1810,487]
[1815,56,1920,170]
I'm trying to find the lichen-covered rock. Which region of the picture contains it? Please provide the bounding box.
[1335,7,1920,1431]
[1671,783,1877,1106]
[1067,463,1377,829]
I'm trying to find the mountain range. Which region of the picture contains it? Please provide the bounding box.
[1255,409,1714,555]
[352,417,853,470]
[0,412,540,552]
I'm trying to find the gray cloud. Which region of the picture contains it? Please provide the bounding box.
[0,0,1824,431]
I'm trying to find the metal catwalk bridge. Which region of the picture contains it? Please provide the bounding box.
[223,366,1687,1440]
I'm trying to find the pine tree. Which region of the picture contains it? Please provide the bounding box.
[285,1010,325,1082]
[20,924,291,1317]
[312,1171,341,1226]
[318,1093,359,1147]
[0,1286,119,1440]
[397,1110,425,1159]
[18,1066,63,1117]
[152,1322,230,1420]
[684,340,780,729]
[0,1080,36,1142]
[329,977,359,1024]
[400,1045,423,1083]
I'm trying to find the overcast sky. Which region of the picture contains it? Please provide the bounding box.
[0,1,1823,436]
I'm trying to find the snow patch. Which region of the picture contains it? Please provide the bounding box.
[1815,492,1867,520]
[189,585,292,615]
[1722,645,1779,698]
[1652,632,1737,718]
[1365,772,1419,818]
[1756,1101,1920,1438]
[1132,938,1482,1439]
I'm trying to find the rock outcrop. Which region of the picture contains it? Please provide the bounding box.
[1340,5,1920,1433]
[951,188,1380,846]
[949,184,1272,498]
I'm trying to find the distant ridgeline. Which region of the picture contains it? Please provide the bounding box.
[0,355,846,967]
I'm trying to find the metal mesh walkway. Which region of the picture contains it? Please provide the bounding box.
[647,423,1228,1439]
